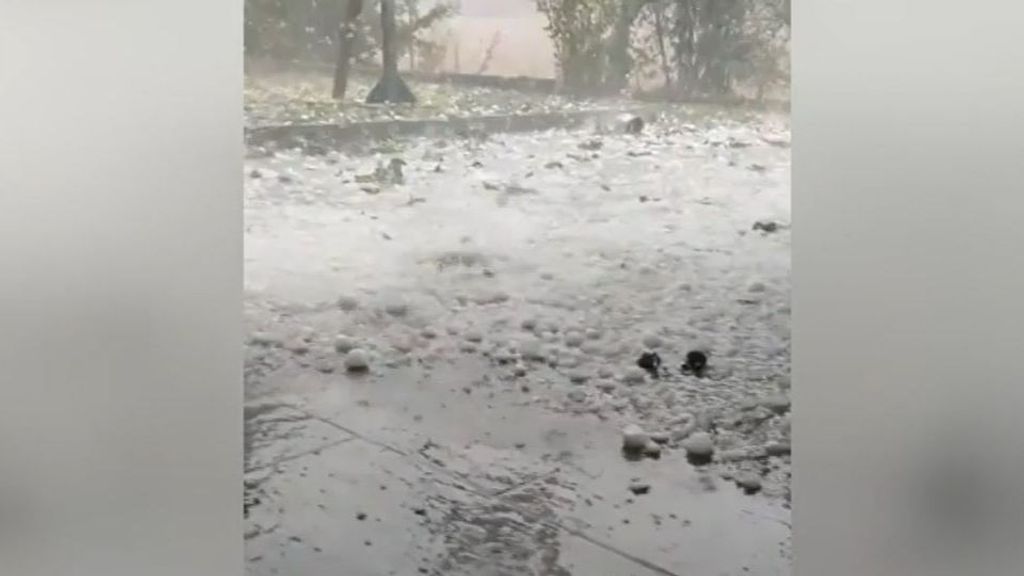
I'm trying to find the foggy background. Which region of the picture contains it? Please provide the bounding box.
[245,0,790,101]
[443,0,554,77]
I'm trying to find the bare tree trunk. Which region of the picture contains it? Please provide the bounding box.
[405,0,418,71]
[367,0,416,103]
[672,0,699,96]
[476,32,501,75]
[653,4,673,94]
[605,0,649,94]
[332,0,363,100]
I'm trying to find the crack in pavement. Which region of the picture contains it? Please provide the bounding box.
[245,437,356,473]
[556,522,684,576]
[251,405,684,576]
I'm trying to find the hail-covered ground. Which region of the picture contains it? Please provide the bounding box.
[244,109,792,576]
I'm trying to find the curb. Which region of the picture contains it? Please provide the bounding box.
[245,107,652,152]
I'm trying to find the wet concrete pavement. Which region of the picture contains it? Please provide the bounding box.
[245,109,791,575]
[245,358,789,576]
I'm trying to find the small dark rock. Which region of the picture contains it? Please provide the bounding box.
[624,116,645,134]
[629,483,651,496]
[752,220,779,233]
[504,184,538,196]
[389,158,406,184]
[637,352,662,374]
[681,350,708,376]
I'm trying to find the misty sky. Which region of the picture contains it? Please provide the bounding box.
[455,0,538,18]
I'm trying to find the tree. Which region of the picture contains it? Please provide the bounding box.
[536,0,620,95]
[333,0,364,99]
[632,0,676,94]
[652,3,674,92]
[536,0,789,100]
[536,0,651,95]
[402,0,419,70]
[605,0,653,93]
[244,0,456,77]
[366,0,416,103]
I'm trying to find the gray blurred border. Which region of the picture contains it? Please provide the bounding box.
[794,1,1024,575]
[0,2,242,575]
